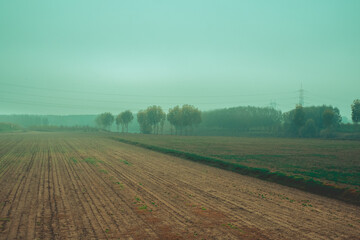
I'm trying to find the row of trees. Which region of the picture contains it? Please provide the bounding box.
[137,104,202,134]
[167,104,201,135]
[137,106,166,134]
[96,111,134,132]
[200,106,282,133]
[95,104,202,135]
[95,99,360,137]
[116,110,134,132]
[283,105,342,137]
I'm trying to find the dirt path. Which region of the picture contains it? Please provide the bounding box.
[0,132,359,239]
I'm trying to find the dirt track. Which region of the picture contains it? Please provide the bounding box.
[0,132,359,239]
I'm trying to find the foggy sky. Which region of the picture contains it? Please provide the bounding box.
[0,0,359,120]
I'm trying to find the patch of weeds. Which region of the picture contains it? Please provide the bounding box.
[300,200,312,207]
[348,224,354,227]
[0,218,10,222]
[223,223,243,232]
[99,169,108,174]
[105,228,110,233]
[258,193,266,199]
[302,203,313,207]
[83,157,98,165]
[70,157,78,164]
[139,205,148,210]
[151,201,158,207]
[201,207,206,210]
[114,182,124,188]
[278,194,295,203]
[139,183,143,186]
[122,160,132,165]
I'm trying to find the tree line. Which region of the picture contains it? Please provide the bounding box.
[95,99,360,137]
[95,104,202,135]
[200,106,282,133]
[283,105,342,137]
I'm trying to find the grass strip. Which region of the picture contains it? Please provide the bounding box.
[112,137,360,206]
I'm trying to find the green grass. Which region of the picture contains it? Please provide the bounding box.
[138,205,148,210]
[111,134,360,206]
[70,157,78,164]
[99,169,108,174]
[83,157,102,165]
[121,160,132,165]
[112,134,360,188]
[0,122,23,133]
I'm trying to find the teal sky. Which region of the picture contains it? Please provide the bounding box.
[0,0,359,119]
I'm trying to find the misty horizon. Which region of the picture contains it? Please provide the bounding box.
[1,1,359,119]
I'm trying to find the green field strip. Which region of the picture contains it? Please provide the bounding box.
[111,137,360,206]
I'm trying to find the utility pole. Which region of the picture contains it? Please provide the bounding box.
[299,83,304,106]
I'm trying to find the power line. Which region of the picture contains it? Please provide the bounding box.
[0,81,298,98]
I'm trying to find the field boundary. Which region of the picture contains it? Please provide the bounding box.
[112,137,360,206]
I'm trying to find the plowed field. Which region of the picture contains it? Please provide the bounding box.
[0,132,359,239]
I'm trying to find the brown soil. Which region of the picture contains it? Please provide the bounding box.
[0,132,359,239]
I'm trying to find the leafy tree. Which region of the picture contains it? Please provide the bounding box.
[300,119,317,138]
[181,104,201,135]
[146,106,165,134]
[115,114,123,132]
[159,112,166,134]
[167,105,202,135]
[137,110,152,134]
[322,109,334,129]
[167,105,182,134]
[283,105,342,137]
[120,110,134,133]
[352,99,360,124]
[96,112,114,130]
[293,105,305,130]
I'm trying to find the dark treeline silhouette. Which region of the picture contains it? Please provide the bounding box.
[283,105,341,138]
[352,99,360,124]
[197,103,360,138]
[199,106,281,136]
[2,99,360,138]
